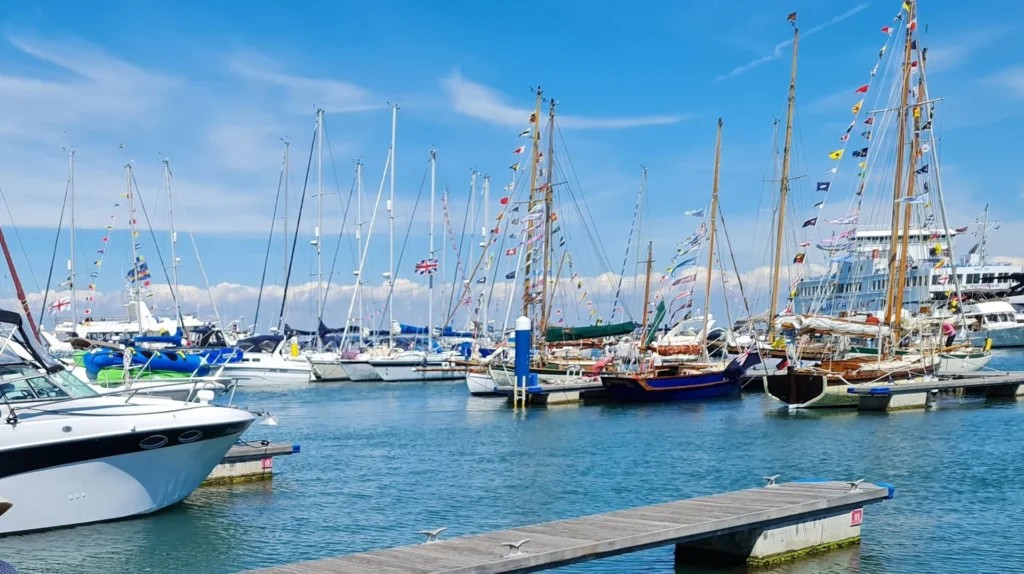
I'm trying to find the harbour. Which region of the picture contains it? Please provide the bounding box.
[1,0,1023,572]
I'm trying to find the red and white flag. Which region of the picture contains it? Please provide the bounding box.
[513,145,526,154]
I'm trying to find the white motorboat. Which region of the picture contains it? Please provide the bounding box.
[963,301,1024,348]
[306,351,350,382]
[218,335,312,386]
[0,309,255,535]
[465,369,499,396]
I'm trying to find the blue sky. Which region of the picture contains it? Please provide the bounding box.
[0,0,1022,331]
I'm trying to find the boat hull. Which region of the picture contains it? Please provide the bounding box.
[309,359,350,382]
[600,371,738,402]
[218,364,311,386]
[936,351,993,375]
[368,360,465,382]
[341,360,383,382]
[466,371,501,396]
[968,326,1024,348]
[0,419,250,535]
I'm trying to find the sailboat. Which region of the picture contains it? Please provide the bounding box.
[761,6,940,408]
[601,120,753,401]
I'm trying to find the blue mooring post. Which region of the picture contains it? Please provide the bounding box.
[514,316,531,407]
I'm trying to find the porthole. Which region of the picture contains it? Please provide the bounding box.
[178,430,203,443]
[139,435,168,449]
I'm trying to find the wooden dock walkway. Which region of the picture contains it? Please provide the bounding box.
[246,479,892,572]
[204,442,299,486]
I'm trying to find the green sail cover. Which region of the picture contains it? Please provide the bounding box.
[643,300,667,347]
[545,320,637,343]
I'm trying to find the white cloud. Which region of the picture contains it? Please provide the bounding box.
[926,27,1012,73]
[440,71,691,129]
[716,4,869,81]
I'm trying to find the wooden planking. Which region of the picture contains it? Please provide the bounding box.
[246,481,888,574]
[847,373,1024,395]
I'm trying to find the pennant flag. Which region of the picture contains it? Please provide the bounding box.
[852,147,869,158]
[955,226,968,234]
[802,217,818,228]
[414,258,439,275]
[505,247,517,256]
[858,161,867,169]
[793,253,806,264]
[933,259,947,270]
[864,116,874,125]
[855,84,869,94]
[518,129,530,137]
[816,182,830,192]
[879,46,886,58]
[559,237,565,247]
[787,12,796,22]
[505,271,516,280]
[684,208,706,217]
[903,1,911,11]
[513,145,525,154]
[846,120,855,133]
[827,214,859,225]
[88,283,96,290]
[499,196,510,205]
[920,143,931,153]
[521,204,546,223]
[881,26,893,34]
[829,149,843,160]
[813,201,824,209]
[851,100,862,114]
[509,162,520,171]
[83,309,92,316]
[915,164,929,174]
[840,134,849,142]
[504,183,514,191]
[670,257,698,275]
[96,248,105,254]
[90,272,98,278]
[512,205,520,213]
[476,277,486,284]
[798,241,810,248]
[672,274,697,286]
[552,226,561,233]
[101,237,109,243]
[825,167,837,175]
[862,130,872,140]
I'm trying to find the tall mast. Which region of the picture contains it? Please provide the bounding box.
[980,204,989,266]
[893,23,923,342]
[639,241,653,349]
[884,2,915,328]
[522,87,543,318]
[68,149,76,330]
[429,149,436,352]
[702,119,723,360]
[315,108,324,346]
[355,160,364,334]
[283,141,290,285]
[481,174,490,334]
[0,224,39,340]
[164,158,179,308]
[468,170,477,312]
[387,103,397,348]
[126,164,143,335]
[767,18,798,340]
[540,98,556,333]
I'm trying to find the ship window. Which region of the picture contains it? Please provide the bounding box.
[0,371,69,401]
[932,275,939,285]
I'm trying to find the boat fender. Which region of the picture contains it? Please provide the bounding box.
[984,338,992,351]
[290,338,299,357]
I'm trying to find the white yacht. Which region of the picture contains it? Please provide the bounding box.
[218,335,312,385]
[962,301,1024,348]
[0,309,255,535]
[369,349,464,382]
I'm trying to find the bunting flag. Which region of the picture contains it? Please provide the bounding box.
[505,271,516,279]
[510,162,520,171]
[505,247,517,256]
[825,167,837,175]
[512,145,525,154]
[476,277,486,284]
[862,131,872,140]
[955,226,969,233]
[858,161,867,169]
[840,134,849,142]
[855,84,869,94]
[798,241,810,248]
[520,204,545,223]
[673,274,697,286]
[864,116,874,125]
[816,182,830,192]
[499,196,510,205]
[852,147,869,158]
[518,129,531,137]
[812,201,824,209]
[793,253,806,264]
[881,26,893,34]
[829,149,844,160]
[529,112,537,124]
[684,208,706,217]
[896,192,930,205]
[802,217,818,228]
[851,100,863,114]
[915,164,929,174]
[933,259,946,270]
[827,214,859,225]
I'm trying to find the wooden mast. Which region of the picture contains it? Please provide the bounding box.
[539,98,557,334]
[893,12,923,343]
[639,241,653,349]
[701,119,723,361]
[883,2,915,330]
[0,225,40,341]
[521,88,543,319]
[767,16,799,340]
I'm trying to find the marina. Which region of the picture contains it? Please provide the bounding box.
[1,1,1022,572]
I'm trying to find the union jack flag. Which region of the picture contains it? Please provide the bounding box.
[414,258,438,275]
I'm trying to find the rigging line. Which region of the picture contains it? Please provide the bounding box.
[252,166,284,332]
[277,119,319,333]
[376,161,429,334]
[717,205,753,322]
[37,180,71,325]
[128,170,188,336]
[444,178,473,327]
[166,165,226,331]
[319,122,358,322]
[0,187,42,294]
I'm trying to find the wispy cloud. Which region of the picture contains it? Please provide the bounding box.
[441,71,691,129]
[715,4,870,81]
[925,26,1013,73]
[228,52,384,115]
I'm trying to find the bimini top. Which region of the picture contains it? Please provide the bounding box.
[0,309,65,374]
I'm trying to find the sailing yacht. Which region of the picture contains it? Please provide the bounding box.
[0,308,255,535]
[218,335,313,385]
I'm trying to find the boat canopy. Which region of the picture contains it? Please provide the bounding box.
[132,328,183,345]
[0,309,65,374]
[545,321,636,343]
[774,315,890,339]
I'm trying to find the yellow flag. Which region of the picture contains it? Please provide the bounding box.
[913,106,921,119]
[933,259,946,270]
[903,1,911,11]
[851,100,863,114]
[858,161,867,169]
[829,149,844,160]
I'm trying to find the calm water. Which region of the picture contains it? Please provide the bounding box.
[4,352,1024,573]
